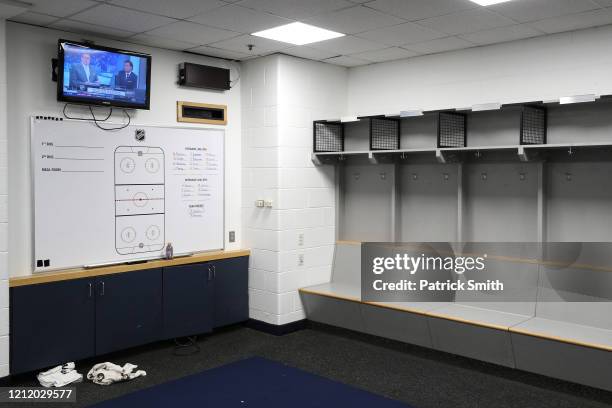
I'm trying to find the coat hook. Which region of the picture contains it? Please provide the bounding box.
[380,172,387,180]
[568,147,573,156]
[412,173,418,180]
[565,172,572,181]
[475,151,482,159]
[339,154,346,161]
[401,152,407,160]
[481,172,487,181]
[519,172,526,181]
[353,172,360,180]
[443,173,449,181]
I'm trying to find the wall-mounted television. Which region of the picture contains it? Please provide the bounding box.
[57,39,151,110]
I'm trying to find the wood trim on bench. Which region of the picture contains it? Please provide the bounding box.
[298,287,361,303]
[509,326,612,352]
[363,301,429,316]
[10,249,250,287]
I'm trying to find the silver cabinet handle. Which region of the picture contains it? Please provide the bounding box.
[89,283,92,298]
[212,265,216,279]
[207,265,212,281]
[100,281,105,296]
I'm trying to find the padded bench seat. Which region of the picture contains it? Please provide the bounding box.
[300,282,361,302]
[429,304,532,331]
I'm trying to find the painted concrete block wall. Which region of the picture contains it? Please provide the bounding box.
[347,25,612,116]
[242,55,346,325]
[0,18,9,378]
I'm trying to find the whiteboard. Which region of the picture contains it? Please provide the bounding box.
[31,117,224,272]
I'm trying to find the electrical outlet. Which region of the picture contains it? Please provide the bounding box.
[229,231,235,243]
[298,233,304,247]
[264,200,273,208]
[255,199,265,208]
[298,254,304,267]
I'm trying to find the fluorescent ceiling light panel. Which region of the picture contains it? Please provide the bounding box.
[252,22,344,46]
[469,0,514,5]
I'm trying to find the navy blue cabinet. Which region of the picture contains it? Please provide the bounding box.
[10,256,248,374]
[163,263,213,339]
[95,268,163,355]
[10,278,95,374]
[213,257,249,328]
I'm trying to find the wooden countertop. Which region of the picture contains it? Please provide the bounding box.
[9,249,250,288]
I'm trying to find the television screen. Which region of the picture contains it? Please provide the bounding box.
[57,39,151,110]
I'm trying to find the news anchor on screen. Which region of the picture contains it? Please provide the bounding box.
[115,60,137,90]
[69,53,98,89]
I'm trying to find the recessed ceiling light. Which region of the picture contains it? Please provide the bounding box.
[470,0,514,5]
[252,22,344,46]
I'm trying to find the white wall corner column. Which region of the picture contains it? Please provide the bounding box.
[242,55,347,326]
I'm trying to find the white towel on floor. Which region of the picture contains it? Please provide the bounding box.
[37,362,83,388]
[87,362,146,386]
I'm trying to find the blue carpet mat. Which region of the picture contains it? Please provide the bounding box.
[91,357,410,407]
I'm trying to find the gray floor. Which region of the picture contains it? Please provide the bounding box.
[6,323,612,408]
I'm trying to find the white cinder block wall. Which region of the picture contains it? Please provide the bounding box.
[0,18,9,377]
[242,55,346,325]
[348,25,612,115]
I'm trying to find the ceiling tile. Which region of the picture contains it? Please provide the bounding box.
[322,55,370,67]
[187,45,252,60]
[26,0,98,18]
[419,8,516,36]
[350,46,420,62]
[208,34,290,55]
[146,21,239,45]
[9,12,60,26]
[308,35,386,54]
[304,5,405,35]
[356,22,446,46]
[365,0,478,21]
[128,33,200,51]
[281,46,341,61]
[71,4,176,32]
[403,36,474,54]
[236,0,354,20]
[460,24,542,45]
[50,19,136,38]
[528,8,612,34]
[109,0,225,19]
[0,3,28,19]
[189,5,290,33]
[491,0,600,23]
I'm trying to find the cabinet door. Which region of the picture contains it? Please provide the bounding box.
[213,256,249,328]
[10,278,95,374]
[95,268,162,355]
[163,263,213,339]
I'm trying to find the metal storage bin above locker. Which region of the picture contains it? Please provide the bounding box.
[368,116,400,151]
[313,120,344,153]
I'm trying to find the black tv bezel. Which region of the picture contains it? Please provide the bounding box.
[57,39,152,110]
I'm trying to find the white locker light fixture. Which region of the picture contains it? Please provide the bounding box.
[472,102,501,111]
[559,94,599,104]
[470,0,514,5]
[400,110,424,117]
